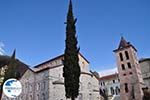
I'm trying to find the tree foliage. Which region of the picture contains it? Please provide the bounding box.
[63,0,81,100]
[0,50,20,99]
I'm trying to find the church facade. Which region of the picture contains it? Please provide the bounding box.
[2,53,100,100]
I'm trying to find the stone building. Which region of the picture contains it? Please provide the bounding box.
[113,37,144,100]
[2,53,100,100]
[139,58,150,87]
[98,58,150,100]
[99,73,120,100]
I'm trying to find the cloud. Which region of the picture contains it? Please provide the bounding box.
[99,67,118,77]
[0,42,5,55]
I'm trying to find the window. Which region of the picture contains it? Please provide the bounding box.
[118,88,120,93]
[132,86,135,99]
[127,62,131,69]
[103,89,105,93]
[21,95,24,100]
[29,84,32,92]
[37,94,39,100]
[101,82,103,86]
[129,72,133,75]
[103,82,105,86]
[88,82,91,89]
[42,93,45,100]
[89,94,92,100]
[123,74,126,76]
[125,51,129,60]
[110,87,114,95]
[43,81,46,90]
[119,53,123,61]
[115,87,120,95]
[37,83,40,90]
[113,80,115,83]
[125,83,128,93]
[25,83,28,92]
[121,64,125,70]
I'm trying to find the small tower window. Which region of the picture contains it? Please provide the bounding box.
[101,82,103,86]
[123,73,126,76]
[125,83,129,93]
[103,89,105,93]
[103,82,105,86]
[113,80,115,83]
[119,53,123,61]
[110,87,114,95]
[115,86,120,95]
[127,62,131,69]
[125,51,129,60]
[121,64,125,70]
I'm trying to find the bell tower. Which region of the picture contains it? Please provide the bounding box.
[113,37,144,100]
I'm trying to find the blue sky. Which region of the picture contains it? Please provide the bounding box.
[0,0,150,72]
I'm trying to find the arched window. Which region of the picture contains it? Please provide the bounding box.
[119,53,123,61]
[103,89,105,93]
[89,94,92,100]
[115,86,120,95]
[29,84,32,92]
[37,94,39,100]
[125,51,129,60]
[103,82,105,86]
[127,62,131,69]
[37,83,40,90]
[43,81,46,90]
[88,82,92,89]
[121,64,125,70]
[110,87,114,95]
[125,83,128,93]
[42,93,45,100]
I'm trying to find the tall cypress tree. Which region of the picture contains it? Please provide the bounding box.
[3,50,20,81]
[0,50,20,99]
[63,0,81,100]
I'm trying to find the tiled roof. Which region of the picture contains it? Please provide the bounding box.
[99,73,118,80]
[34,64,63,73]
[118,37,130,49]
[139,58,150,63]
[34,52,89,68]
[113,37,137,52]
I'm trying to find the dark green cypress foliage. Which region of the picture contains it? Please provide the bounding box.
[0,50,20,99]
[3,50,20,81]
[63,0,81,100]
